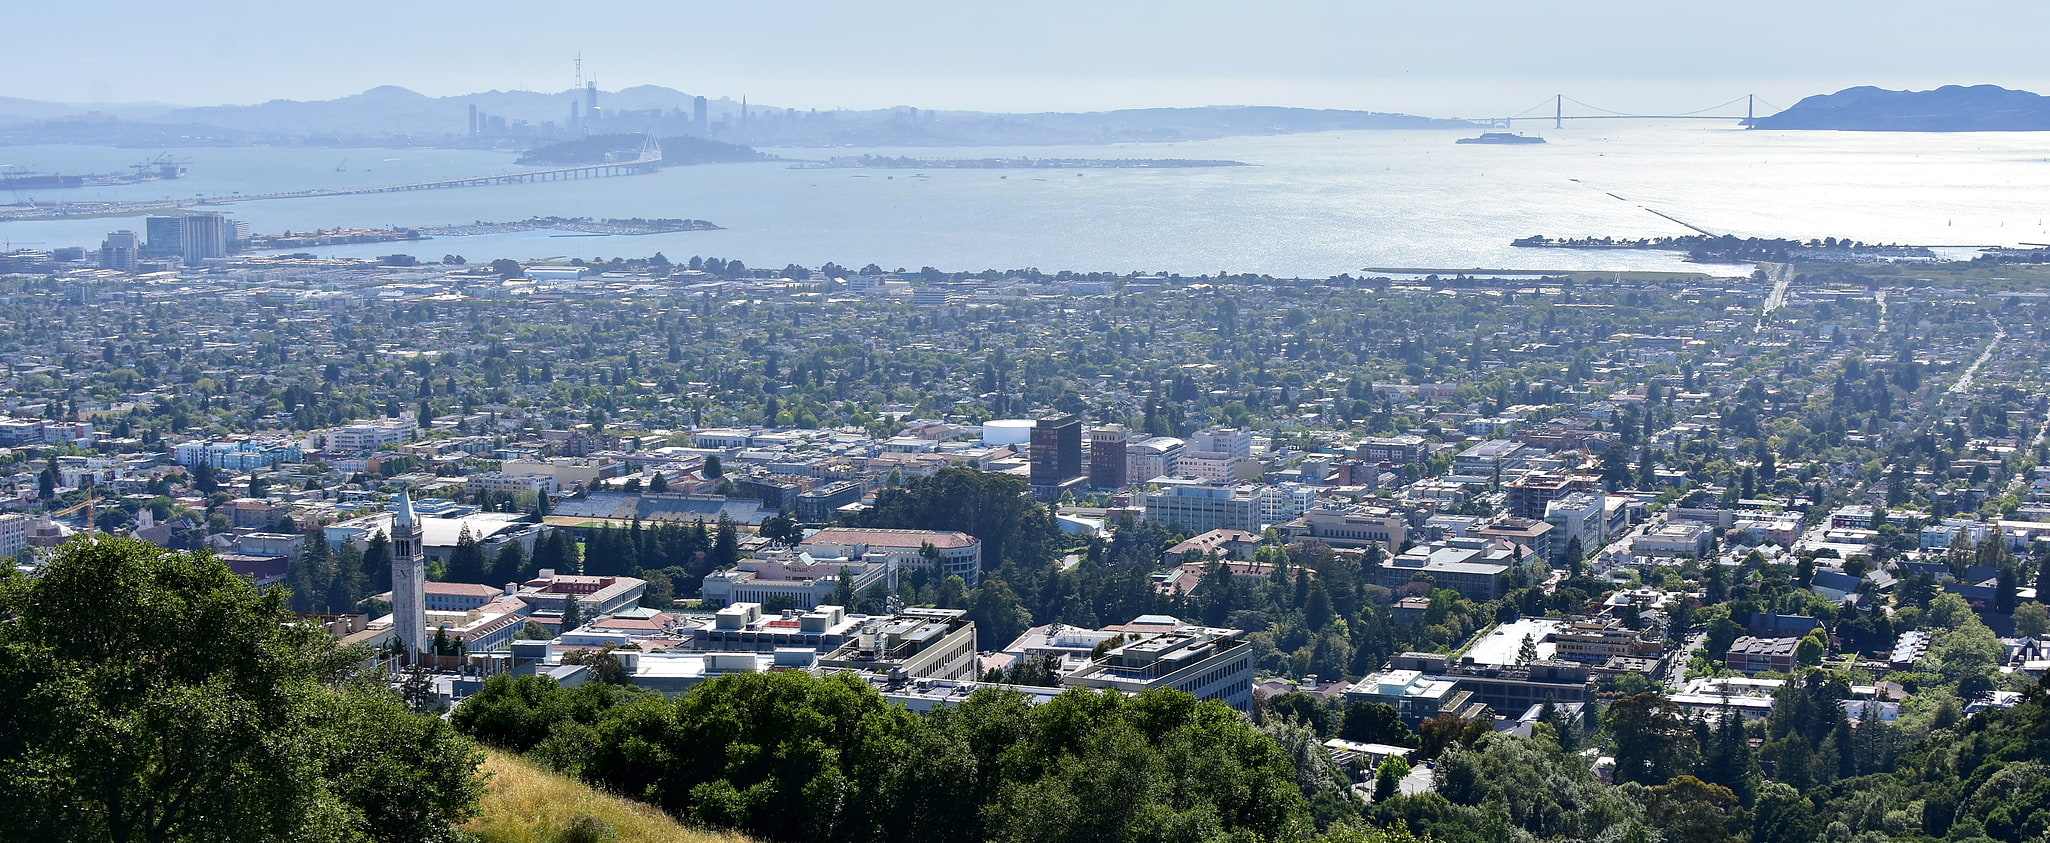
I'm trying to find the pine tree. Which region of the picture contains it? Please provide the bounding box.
[491,540,525,587]
[446,525,487,583]
[561,594,583,631]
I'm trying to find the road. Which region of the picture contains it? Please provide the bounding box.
[1666,632,1705,692]
[1756,262,1793,329]
[1948,321,2005,396]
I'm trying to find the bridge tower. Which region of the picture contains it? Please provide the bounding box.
[1554,94,1563,130]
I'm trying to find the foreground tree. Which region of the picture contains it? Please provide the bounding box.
[0,537,483,843]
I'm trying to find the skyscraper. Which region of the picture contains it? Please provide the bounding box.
[177,212,228,265]
[389,491,427,659]
[1031,413,1083,498]
[142,215,183,259]
[693,96,708,135]
[99,230,138,272]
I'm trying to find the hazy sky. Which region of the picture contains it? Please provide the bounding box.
[15,0,2050,117]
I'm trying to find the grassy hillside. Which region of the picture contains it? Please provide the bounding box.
[467,749,755,843]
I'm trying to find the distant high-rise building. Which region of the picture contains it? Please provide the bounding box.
[1031,413,1083,494]
[693,96,708,134]
[390,491,427,659]
[1089,425,1131,490]
[99,230,138,272]
[142,215,183,258]
[468,103,478,136]
[1191,427,1254,460]
[177,212,228,265]
[585,81,599,126]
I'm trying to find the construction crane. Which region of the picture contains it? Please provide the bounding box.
[48,488,98,534]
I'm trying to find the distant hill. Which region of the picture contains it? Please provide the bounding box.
[0,84,1480,148]
[1751,84,2050,131]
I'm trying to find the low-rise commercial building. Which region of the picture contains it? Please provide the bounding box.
[1371,541,1513,601]
[1726,636,1800,674]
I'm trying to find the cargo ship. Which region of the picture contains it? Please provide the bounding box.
[1456,133,1546,145]
[0,154,188,190]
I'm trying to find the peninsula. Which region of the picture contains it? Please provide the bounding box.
[1749,84,2050,131]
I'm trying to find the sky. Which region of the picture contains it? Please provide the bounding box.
[14,0,2050,118]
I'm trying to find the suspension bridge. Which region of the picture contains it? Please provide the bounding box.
[1485,94,1786,128]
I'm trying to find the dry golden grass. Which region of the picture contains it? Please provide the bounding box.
[465,749,756,843]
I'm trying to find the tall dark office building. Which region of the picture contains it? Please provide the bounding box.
[693,96,709,135]
[1089,425,1130,490]
[1030,414,1083,496]
[142,215,184,259]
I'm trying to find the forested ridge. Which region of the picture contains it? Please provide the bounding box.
[454,659,2050,843]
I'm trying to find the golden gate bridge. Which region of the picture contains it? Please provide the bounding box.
[1486,94,1788,128]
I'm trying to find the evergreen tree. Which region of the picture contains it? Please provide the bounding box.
[446,525,488,584]
[710,515,740,569]
[362,532,393,594]
[560,594,583,631]
[490,539,525,587]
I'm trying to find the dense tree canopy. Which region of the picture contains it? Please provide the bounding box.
[0,538,483,843]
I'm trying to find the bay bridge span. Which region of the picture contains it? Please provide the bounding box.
[208,134,664,205]
[1484,94,1786,128]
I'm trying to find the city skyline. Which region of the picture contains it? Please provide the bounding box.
[11,0,2050,118]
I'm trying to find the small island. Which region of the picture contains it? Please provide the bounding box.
[788,154,1250,170]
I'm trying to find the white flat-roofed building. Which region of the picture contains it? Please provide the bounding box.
[307,418,417,455]
[0,511,31,560]
[1454,440,1525,477]
[700,554,891,609]
[816,607,980,683]
[1372,541,1513,600]
[1060,621,1254,712]
[1343,668,1472,727]
[498,457,624,488]
[691,428,755,449]
[1127,436,1185,483]
[465,471,559,497]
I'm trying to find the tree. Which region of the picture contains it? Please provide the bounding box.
[0,538,484,842]
[1643,776,1744,843]
[1605,692,1699,784]
[1796,629,1827,666]
[2015,601,2049,638]
[1374,755,1410,802]
[560,592,584,631]
[709,515,740,569]
[490,538,525,586]
[703,455,724,479]
[648,471,668,493]
[640,568,675,609]
[446,525,487,583]
[1339,701,1416,747]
